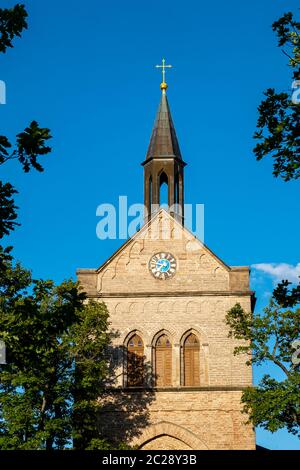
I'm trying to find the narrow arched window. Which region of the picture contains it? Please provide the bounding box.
[155,334,172,387]
[183,333,200,386]
[127,334,144,386]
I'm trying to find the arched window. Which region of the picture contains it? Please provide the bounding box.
[155,334,172,387]
[183,333,200,386]
[127,334,144,387]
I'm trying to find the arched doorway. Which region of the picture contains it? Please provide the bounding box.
[136,421,209,450]
[183,333,200,386]
[155,334,172,387]
[127,334,144,386]
[140,435,192,450]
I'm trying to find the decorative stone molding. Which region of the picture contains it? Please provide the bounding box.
[135,421,209,450]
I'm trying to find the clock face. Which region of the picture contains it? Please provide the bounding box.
[149,252,177,280]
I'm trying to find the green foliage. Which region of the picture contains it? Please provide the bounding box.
[0,136,12,162]
[272,12,300,73]
[254,12,300,181]
[0,269,112,449]
[0,121,52,240]
[242,373,300,436]
[0,276,80,450]
[0,245,31,308]
[0,182,18,238]
[0,5,52,240]
[254,89,299,180]
[15,121,52,173]
[0,3,27,53]
[226,281,300,437]
[273,279,300,308]
[86,439,135,450]
[71,301,111,450]
[0,121,52,173]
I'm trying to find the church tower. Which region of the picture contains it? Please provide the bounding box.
[77,62,256,450]
[142,74,186,224]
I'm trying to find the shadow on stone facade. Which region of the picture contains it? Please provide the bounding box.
[96,341,156,447]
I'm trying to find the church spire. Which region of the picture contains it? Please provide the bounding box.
[142,60,186,224]
[144,90,183,162]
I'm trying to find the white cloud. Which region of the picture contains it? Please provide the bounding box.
[252,263,300,284]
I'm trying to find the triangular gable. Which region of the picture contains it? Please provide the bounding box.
[95,208,231,274]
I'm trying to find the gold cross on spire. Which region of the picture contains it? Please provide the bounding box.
[156,58,172,92]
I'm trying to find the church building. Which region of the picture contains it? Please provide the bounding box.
[77,63,256,450]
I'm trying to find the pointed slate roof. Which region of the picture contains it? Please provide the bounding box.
[143,92,184,164]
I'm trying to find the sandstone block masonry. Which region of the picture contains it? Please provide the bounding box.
[77,211,256,449]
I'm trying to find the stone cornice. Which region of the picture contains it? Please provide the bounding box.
[102,386,251,393]
[87,290,254,299]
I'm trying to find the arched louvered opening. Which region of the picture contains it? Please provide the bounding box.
[155,334,172,387]
[159,171,168,207]
[149,175,152,214]
[175,173,179,205]
[127,334,144,387]
[183,333,200,386]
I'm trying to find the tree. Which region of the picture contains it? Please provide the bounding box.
[0,278,111,450]
[0,121,52,239]
[0,122,52,174]
[225,280,300,437]
[71,302,112,450]
[254,12,300,181]
[0,182,18,238]
[0,4,52,174]
[0,3,27,53]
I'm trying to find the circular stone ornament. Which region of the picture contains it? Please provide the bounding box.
[149,252,177,280]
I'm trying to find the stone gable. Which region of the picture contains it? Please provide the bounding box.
[77,210,251,298]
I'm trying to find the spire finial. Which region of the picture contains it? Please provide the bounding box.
[155,58,172,93]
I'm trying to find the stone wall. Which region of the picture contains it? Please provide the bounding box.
[99,390,256,450]
[100,294,253,389]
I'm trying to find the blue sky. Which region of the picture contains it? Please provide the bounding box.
[1,0,299,449]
